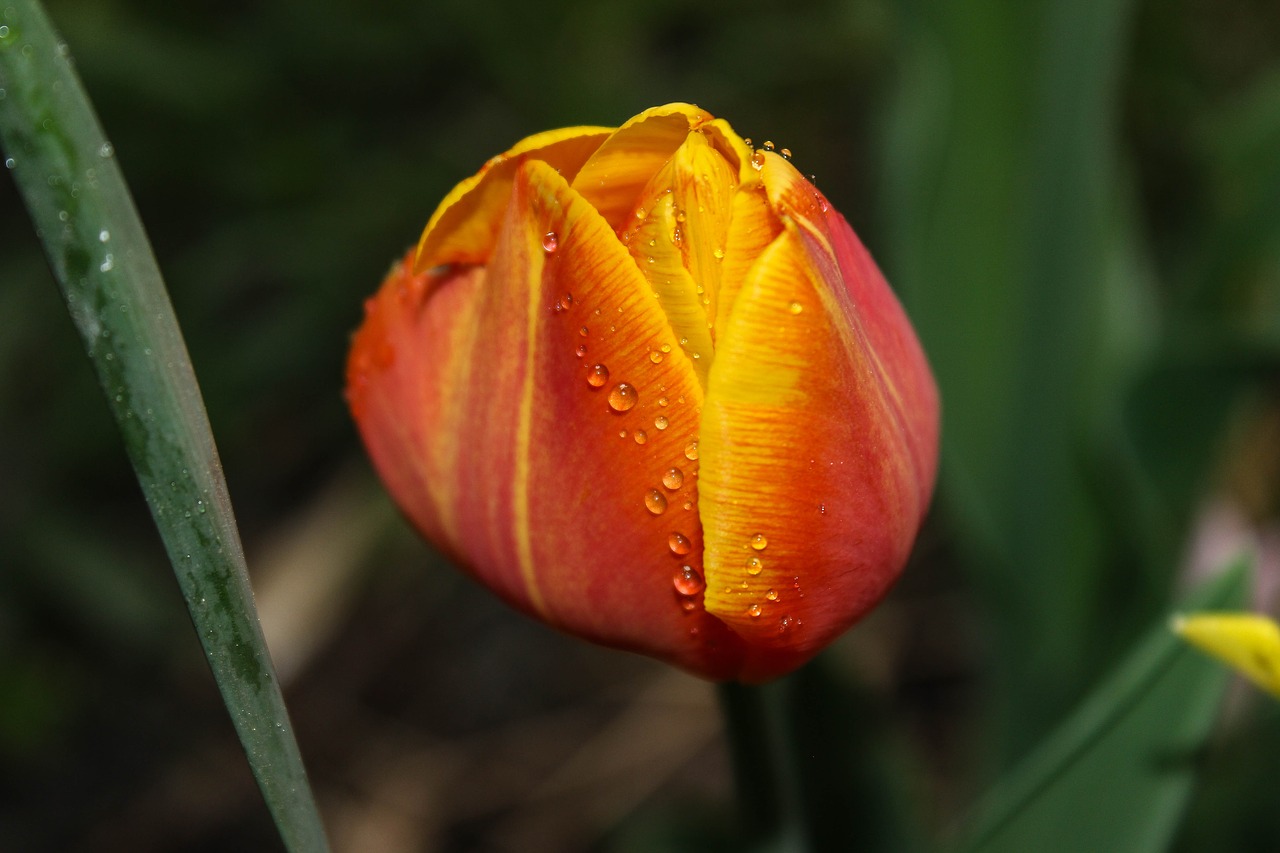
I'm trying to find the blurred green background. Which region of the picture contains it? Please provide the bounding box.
[2,0,1279,850]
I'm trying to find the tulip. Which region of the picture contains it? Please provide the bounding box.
[1173,612,1280,697]
[346,103,939,682]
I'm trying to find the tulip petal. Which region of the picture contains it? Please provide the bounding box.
[699,183,937,680]
[417,126,613,269]
[717,187,783,335]
[358,158,750,679]
[572,103,715,231]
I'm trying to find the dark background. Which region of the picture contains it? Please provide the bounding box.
[2,0,1280,850]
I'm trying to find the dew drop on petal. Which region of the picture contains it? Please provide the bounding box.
[542,231,559,253]
[684,440,699,460]
[750,533,768,551]
[750,151,765,171]
[745,556,764,576]
[765,589,778,601]
[789,301,803,315]
[587,363,609,388]
[649,350,663,364]
[579,326,589,336]
[608,383,638,412]
[658,396,669,407]
[634,429,648,445]
[762,140,776,152]
[668,532,692,555]
[781,147,792,160]
[654,415,669,430]
[575,344,587,358]
[713,247,725,260]
[748,603,762,618]
[662,467,684,490]
[673,564,704,596]
[645,489,667,515]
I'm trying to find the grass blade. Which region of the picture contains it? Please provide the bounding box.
[957,556,1250,853]
[0,3,328,849]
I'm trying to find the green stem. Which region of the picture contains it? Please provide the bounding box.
[0,4,327,850]
[718,680,805,851]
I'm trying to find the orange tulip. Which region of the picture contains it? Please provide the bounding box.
[346,104,938,683]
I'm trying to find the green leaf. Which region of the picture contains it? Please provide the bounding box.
[0,3,328,850]
[957,556,1250,853]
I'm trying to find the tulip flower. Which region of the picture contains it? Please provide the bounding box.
[1173,612,1280,698]
[347,103,939,682]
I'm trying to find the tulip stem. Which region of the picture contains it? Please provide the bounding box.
[718,680,805,850]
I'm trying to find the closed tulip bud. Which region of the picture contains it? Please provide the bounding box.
[347,104,939,682]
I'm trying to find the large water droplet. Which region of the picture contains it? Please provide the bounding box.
[765,589,778,601]
[649,350,663,364]
[745,556,763,576]
[587,363,609,388]
[673,565,704,596]
[668,532,692,555]
[788,301,803,315]
[3,158,13,170]
[645,489,668,515]
[542,231,559,253]
[654,415,669,430]
[575,343,587,358]
[608,382,637,412]
[750,150,765,171]
[633,429,648,445]
[747,603,762,618]
[750,533,768,551]
[684,440,699,460]
[662,468,684,491]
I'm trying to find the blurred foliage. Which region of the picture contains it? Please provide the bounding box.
[1,0,1279,850]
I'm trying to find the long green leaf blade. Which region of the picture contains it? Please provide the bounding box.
[958,556,1250,853]
[0,4,328,850]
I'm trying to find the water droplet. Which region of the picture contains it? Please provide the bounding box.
[649,350,663,364]
[750,533,768,550]
[746,556,763,576]
[762,140,776,152]
[554,292,573,311]
[575,344,587,358]
[658,396,669,407]
[747,603,762,618]
[542,231,558,253]
[3,158,12,170]
[779,615,794,633]
[579,326,589,336]
[608,382,637,412]
[98,141,114,158]
[683,600,698,612]
[634,429,648,445]
[750,150,765,170]
[673,565,704,596]
[713,247,725,260]
[660,344,671,353]
[654,415,669,430]
[668,532,692,555]
[99,253,114,272]
[662,467,684,490]
[645,489,668,515]
[684,440,699,460]
[789,301,803,314]
[781,147,792,160]
[98,229,109,242]
[586,363,609,388]
[58,209,68,222]
[765,589,778,601]
[619,429,628,438]
[744,137,753,147]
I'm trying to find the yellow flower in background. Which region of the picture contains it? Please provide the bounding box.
[1172,612,1280,697]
